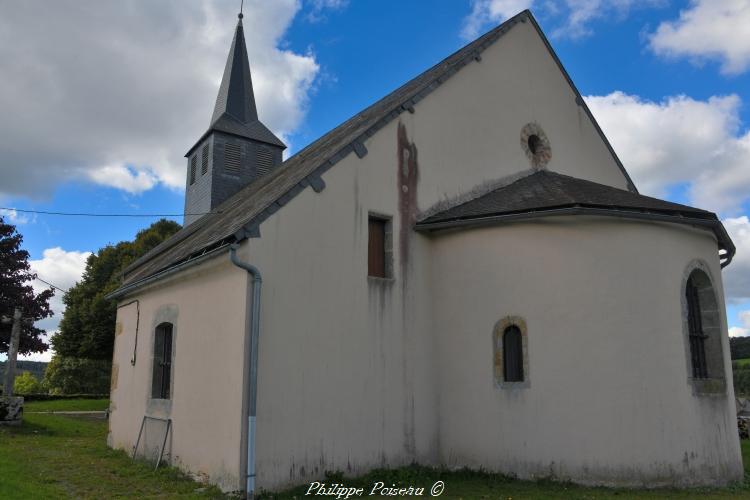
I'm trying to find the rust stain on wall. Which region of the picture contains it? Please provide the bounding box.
[110,362,119,391]
[397,121,419,270]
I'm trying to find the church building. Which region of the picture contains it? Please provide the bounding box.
[107,9,742,495]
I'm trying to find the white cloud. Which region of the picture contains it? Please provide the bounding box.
[730,326,749,337]
[724,217,750,303]
[0,208,35,225]
[553,0,664,38]
[86,165,160,194]
[585,91,750,214]
[28,247,92,339]
[17,331,56,363]
[460,0,664,41]
[306,0,349,22]
[461,0,534,40]
[650,0,750,75]
[730,310,750,337]
[0,0,320,198]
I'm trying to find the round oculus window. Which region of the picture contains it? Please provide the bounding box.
[520,123,551,169]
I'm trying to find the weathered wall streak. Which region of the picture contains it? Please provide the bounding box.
[397,121,419,273]
[397,121,420,458]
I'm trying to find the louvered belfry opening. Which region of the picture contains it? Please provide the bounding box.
[224,144,242,175]
[151,323,173,399]
[201,144,209,175]
[189,156,197,185]
[686,276,709,379]
[256,147,274,176]
[503,325,524,382]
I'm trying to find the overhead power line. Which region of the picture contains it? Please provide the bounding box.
[34,276,69,294]
[0,207,217,218]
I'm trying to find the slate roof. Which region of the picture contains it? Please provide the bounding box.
[418,170,715,225]
[416,170,734,265]
[187,17,285,155]
[113,10,646,295]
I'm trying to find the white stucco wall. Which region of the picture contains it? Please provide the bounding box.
[108,14,740,493]
[430,217,742,486]
[400,17,631,211]
[109,257,249,491]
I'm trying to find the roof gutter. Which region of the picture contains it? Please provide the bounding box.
[105,244,233,301]
[416,206,735,268]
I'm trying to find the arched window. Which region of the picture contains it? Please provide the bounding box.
[151,322,173,399]
[503,325,524,382]
[682,265,726,394]
[493,316,529,388]
[686,274,708,379]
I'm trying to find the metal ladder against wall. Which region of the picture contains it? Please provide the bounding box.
[132,415,172,471]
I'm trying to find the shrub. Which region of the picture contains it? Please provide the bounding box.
[14,370,44,395]
[43,356,111,395]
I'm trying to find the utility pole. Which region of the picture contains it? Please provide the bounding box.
[2,307,23,397]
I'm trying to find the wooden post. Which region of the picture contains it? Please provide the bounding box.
[2,307,23,397]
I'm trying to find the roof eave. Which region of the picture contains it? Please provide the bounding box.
[415,205,735,268]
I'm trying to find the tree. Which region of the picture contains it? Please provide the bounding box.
[52,219,180,360]
[43,356,110,395]
[0,216,54,356]
[13,371,43,395]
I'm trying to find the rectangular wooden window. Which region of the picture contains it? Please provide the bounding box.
[368,217,386,278]
[151,323,173,399]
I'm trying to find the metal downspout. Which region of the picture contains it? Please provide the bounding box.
[229,244,262,500]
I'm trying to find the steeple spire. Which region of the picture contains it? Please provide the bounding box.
[183,11,286,227]
[194,11,285,151]
[211,16,258,126]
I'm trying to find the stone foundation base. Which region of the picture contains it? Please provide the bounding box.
[0,396,24,425]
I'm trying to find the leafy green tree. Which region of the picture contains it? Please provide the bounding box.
[52,219,180,360]
[13,371,43,395]
[0,216,54,355]
[43,356,111,395]
[45,219,179,395]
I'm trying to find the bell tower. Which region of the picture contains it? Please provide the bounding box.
[183,12,286,226]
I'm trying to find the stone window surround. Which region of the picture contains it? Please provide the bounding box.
[520,122,551,170]
[493,315,530,389]
[680,260,727,397]
[147,304,179,417]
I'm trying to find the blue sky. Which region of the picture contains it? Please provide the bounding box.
[2,0,750,360]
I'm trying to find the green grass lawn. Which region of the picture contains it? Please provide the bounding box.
[0,400,227,499]
[735,358,750,368]
[24,398,110,412]
[265,443,750,499]
[3,399,750,499]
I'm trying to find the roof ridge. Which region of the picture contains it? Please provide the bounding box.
[122,12,531,279]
